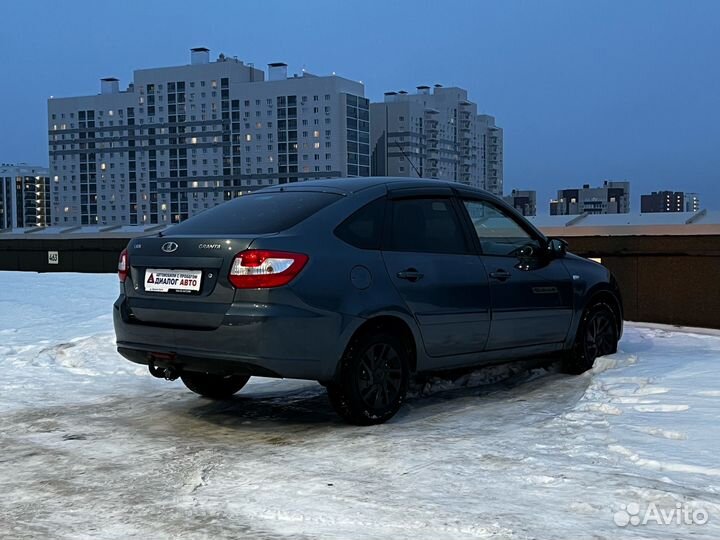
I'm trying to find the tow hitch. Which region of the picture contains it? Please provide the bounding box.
[148,353,180,381]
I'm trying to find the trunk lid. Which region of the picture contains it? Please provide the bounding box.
[123,234,256,329]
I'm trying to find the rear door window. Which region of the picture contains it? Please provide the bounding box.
[169,191,341,235]
[385,197,469,254]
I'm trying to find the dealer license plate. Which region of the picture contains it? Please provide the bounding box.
[144,269,202,293]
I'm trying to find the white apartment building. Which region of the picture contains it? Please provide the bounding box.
[48,48,368,226]
[370,85,503,195]
[0,163,51,229]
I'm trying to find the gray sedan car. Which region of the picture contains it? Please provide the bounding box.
[114,177,622,424]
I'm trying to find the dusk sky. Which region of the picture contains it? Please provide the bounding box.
[1,0,718,212]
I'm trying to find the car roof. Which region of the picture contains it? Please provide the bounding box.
[262,176,493,197]
[259,177,547,241]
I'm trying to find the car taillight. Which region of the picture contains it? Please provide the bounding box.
[118,249,129,282]
[228,250,308,289]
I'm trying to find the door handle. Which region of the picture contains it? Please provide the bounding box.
[397,268,424,282]
[489,269,512,281]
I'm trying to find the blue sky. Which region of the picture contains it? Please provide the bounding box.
[1,0,718,212]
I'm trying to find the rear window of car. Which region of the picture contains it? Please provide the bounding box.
[334,197,386,250]
[168,191,342,235]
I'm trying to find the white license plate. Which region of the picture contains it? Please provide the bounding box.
[144,269,202,293]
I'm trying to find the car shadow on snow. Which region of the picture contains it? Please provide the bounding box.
[179,357,593,432]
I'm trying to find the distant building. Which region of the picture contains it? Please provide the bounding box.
[550,181,630,215]
[640,191,702,213]
[48,48,368,226]
[0,163,51,229]
[370,85,503,195]
[684,192,701,213]
[641,191,684,213]
[504,189,536,216]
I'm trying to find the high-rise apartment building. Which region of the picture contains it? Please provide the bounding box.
[48,48,368,226]
[370,85,503,195]
[504,189,537,216]
[0,163,51,229]
[550,181,630,215]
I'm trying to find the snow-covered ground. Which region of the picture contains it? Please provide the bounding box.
[1,271,719,539]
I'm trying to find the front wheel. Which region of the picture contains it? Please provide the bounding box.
[562,303,618,374]
[180,372,250,399]
[327,332,410,425]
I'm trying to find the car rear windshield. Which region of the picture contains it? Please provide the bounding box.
[168,191,342,235]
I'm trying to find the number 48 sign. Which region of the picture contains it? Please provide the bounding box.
[48,251,59,265]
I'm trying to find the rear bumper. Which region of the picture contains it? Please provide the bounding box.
[113,296,360,381]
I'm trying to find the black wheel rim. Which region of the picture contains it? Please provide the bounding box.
[357,342,403,409]
[585,312,615,361]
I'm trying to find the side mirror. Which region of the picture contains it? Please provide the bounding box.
[547,238,567,258]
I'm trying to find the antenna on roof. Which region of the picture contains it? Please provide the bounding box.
[393,141,422,178]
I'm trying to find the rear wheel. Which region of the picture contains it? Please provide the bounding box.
[562,302,618,374]
[327,332,410,425]
[180,372,250,399]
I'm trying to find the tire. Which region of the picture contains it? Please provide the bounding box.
[180,372,250,399]
[562,302,618,375]
[327,332,410,425]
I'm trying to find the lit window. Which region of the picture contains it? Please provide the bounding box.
[245,134,252,141]
[313,130,320,138]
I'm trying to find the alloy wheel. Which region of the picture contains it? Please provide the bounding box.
[584,311,616,361]
[356,342,403,410]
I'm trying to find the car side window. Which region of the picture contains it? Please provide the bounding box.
[462,199,542,257]
[334,197,386,250]
[386,197,469,254]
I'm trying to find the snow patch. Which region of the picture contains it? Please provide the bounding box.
[632,426,688,440]
[590,353,637,374]
[2,272,720,539]
[633,404,690,413]
[608,444,720,477]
